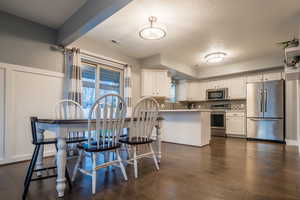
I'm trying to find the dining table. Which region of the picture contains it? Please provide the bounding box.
[35,117,164,197]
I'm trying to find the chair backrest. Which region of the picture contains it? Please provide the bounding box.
[30,117,38,144]
[128,97,159,141]
[87,94,127,148]
[54,99,83,119]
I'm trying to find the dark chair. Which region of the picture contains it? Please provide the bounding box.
[23,117,81,199]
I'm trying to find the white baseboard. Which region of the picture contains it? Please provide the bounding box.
[0,150,55,166]
[285,139,298,146]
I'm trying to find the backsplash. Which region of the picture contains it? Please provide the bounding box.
[159,100,246,110]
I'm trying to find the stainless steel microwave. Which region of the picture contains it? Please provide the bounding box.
[206,88,228,100]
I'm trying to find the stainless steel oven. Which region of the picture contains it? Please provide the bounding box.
[211,111,226,137]
[206,88,228,100]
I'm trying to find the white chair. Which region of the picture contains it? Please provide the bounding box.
[72,94,128,194]
[120,96,160,178]
[54,99,87,155]
[54,99,84,120]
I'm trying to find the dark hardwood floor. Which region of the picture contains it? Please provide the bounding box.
[1,137,300,200]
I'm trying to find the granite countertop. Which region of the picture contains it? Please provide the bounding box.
[159,109,212,112]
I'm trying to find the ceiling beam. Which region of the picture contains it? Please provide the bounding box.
[57,0,133,46]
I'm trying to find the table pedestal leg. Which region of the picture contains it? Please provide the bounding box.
[156,121,162,163]
[36,129,45,176]
[56,134,67,197]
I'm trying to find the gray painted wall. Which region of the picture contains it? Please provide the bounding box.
[0,11,64,72]
[0,11,141,103]
[285,80,299,141]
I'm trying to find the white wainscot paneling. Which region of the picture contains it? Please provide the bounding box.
[0,67,5,161]
[1,63,64,164]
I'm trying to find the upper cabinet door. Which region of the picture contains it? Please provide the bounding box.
[188,82,201,101]
[141,70,155,96]
[177,80,188,101]
[263,72,282,82]
[247,74,263,83]
[141,69,170,98]
[198,82,208,101]
[227,77,246,99]
[156,71,170,97]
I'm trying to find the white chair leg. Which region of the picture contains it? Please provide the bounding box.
[149,143,160,170]
[116,149,128,181]
[92,153,97,195]
[125,144,130,159]
[133,146,138,179]
[72,149,83,182]
[104,152,109,171]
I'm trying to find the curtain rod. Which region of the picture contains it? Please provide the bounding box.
[50,45,128,67]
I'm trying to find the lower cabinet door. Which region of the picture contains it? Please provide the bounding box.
[226,116,245,135]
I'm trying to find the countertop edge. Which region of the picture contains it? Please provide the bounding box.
[159,109,212,112]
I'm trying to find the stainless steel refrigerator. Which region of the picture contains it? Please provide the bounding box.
[246,80,284,142]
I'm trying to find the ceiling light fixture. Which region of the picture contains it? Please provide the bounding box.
[205,52,227,63]
[139,16,166,40]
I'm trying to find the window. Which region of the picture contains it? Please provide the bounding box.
[81,62,124,115]
[169,80,177,103]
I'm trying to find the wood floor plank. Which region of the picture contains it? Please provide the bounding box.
[0,137,300,200]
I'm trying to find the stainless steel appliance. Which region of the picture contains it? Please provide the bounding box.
[246,80,285,142]
[206,88,228,100]
[211,111,226,137]
[210,103,230,137]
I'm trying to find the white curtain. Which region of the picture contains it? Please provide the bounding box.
[64,48,82,105]
[124,65,132,116]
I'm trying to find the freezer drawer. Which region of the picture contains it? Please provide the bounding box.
[247,118,284,141]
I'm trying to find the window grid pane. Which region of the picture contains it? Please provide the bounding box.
[81,63,123,116]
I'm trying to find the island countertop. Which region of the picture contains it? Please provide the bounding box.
[159,109,212,112]
[158,109,211,147]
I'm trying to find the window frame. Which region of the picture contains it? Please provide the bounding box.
[81,60,124,100]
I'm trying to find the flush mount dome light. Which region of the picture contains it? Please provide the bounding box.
[139,16,166,40]
[205,52,227,63]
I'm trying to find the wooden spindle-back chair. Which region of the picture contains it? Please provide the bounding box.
[120,96,160,178]
[72,94,128,194]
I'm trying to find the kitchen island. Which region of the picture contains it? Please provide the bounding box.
[159,109,211,147]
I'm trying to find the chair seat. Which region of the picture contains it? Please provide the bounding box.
[66,137,88,143]
[119,137,153,145]
[34,138,57,145]
[77,142,121,152]
[33,137,88,145]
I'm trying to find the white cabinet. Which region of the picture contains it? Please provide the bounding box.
[0,68,4,160]
[226,112,245,136]
[197,82,207,101]
[177,80,189,101]
[206,79,223,89]
[247,73,263,83]
[247,72,283,83]
[188,82,202,101]
[226,77,246,99]
[263,72,283,81]
[141,69,171,98]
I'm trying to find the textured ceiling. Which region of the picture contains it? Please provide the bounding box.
[0,0,87,28]
[84,0,300,68]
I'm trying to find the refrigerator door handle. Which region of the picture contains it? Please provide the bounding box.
[249,118,280,121]
[260,89,264,113]
[264,89,267,112]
